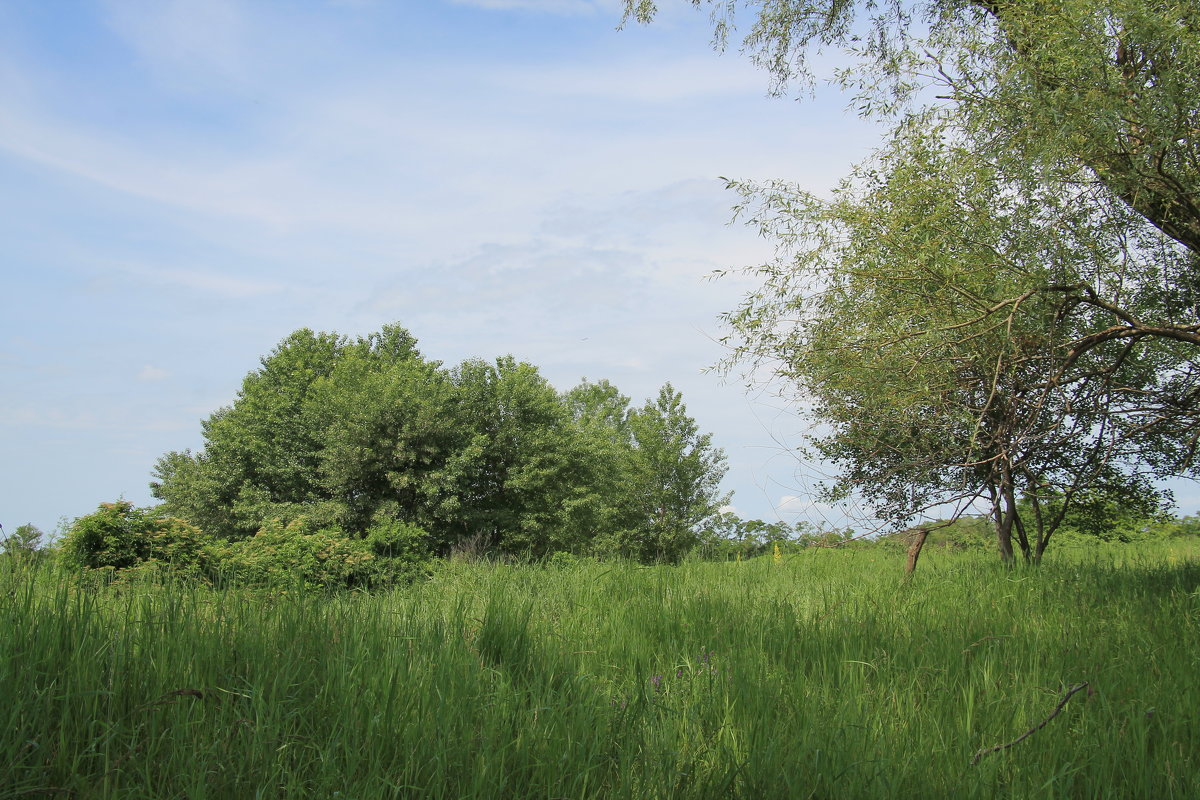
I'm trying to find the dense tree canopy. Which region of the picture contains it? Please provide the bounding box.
[152,324,729,562]
[624,0,1199,561]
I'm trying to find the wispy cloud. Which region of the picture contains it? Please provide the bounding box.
[137,266,289,299]
[137,365,171,383]
[492,55,766,102]
[100,0,249,85]
[446,0,612,14]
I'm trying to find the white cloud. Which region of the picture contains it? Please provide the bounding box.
[777,495,809,513]
[446,0,611,14]
[101,0,249,84]
[0,0,878,535]
[135,266,289,299]
[137,365,171,382]
[1,407,101,431]
[492,55,767,103]
[0,107,300,228]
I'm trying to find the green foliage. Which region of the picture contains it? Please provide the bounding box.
[311,346,460,540]
[595,384,729,562]
[56,501,431,589]
[210,519,372,590]
[152,328,350,538]
[626,0,1200,563]
[151,323,730,566]
[697,511,856,559]
[206,515,432,591]
[365,517,431,561]
[446,356,596,557]
[58,501,212,574]
[1,523,44,557]
[1040,486,1174,544]
[876,517,995,553]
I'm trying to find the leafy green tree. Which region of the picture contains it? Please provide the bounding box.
[1026,484,1173,544]
[309,346,460,540]
[153,325,429,538]
[562,379,643,543]
[1,523,44,557]
[623,0,1199,561]
[447,357,603,557]
[1163,515,1200,538]
[152,327,351,538]
[698,512,793,559]
[608,384,729,562]
[151,323,731,565]
[564,379,633,435]
[723,121,1175,562]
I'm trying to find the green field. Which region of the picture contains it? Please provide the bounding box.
[3,543,1199,799]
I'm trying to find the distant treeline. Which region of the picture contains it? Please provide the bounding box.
[8,501,1194,592]
[10,322,1196,590]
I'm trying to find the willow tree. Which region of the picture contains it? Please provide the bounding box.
[623,0,1198,560]
[722,119,1176,561]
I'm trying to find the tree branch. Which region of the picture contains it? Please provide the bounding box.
[971,682,1090,765]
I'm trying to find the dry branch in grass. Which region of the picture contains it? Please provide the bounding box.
[972,682,1090,765]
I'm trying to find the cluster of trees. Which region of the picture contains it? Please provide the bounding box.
[697,513,855,559]
[136,323,729,575]
[625,0,1200,563]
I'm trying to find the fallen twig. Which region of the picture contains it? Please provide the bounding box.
[140,688,212,709]
[962,635,1009,654]
[972,682,1090,765]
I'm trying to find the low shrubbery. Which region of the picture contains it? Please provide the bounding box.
[53,496,1200,590]
[57,501,213,575]
[57,500,432,590]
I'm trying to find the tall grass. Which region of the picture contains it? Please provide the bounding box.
[2,542,1198,798]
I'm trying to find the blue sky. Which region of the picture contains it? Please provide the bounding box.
[1,0,932,535]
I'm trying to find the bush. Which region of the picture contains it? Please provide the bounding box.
[59,501,433,591]
[59,501,213,575]
[366,518,430,561]
[210,516,431,590]
[210,518,364,589]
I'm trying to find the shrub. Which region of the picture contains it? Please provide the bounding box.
[58,502,431,591]
[58,501,217,578]
[366,518,430,561]
[212,518,363,589]
[211,516,430,590]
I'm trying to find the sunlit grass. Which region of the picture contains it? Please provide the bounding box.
[2,541,1198,798]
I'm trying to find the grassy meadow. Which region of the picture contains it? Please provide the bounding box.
[3,542,1199,799]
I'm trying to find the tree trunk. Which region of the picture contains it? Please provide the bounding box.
[905,528,930,575]
[991,481,1017,566]
[1012,510,1033,564]
[1033,533,1049,564]
[995,514,1015,565]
